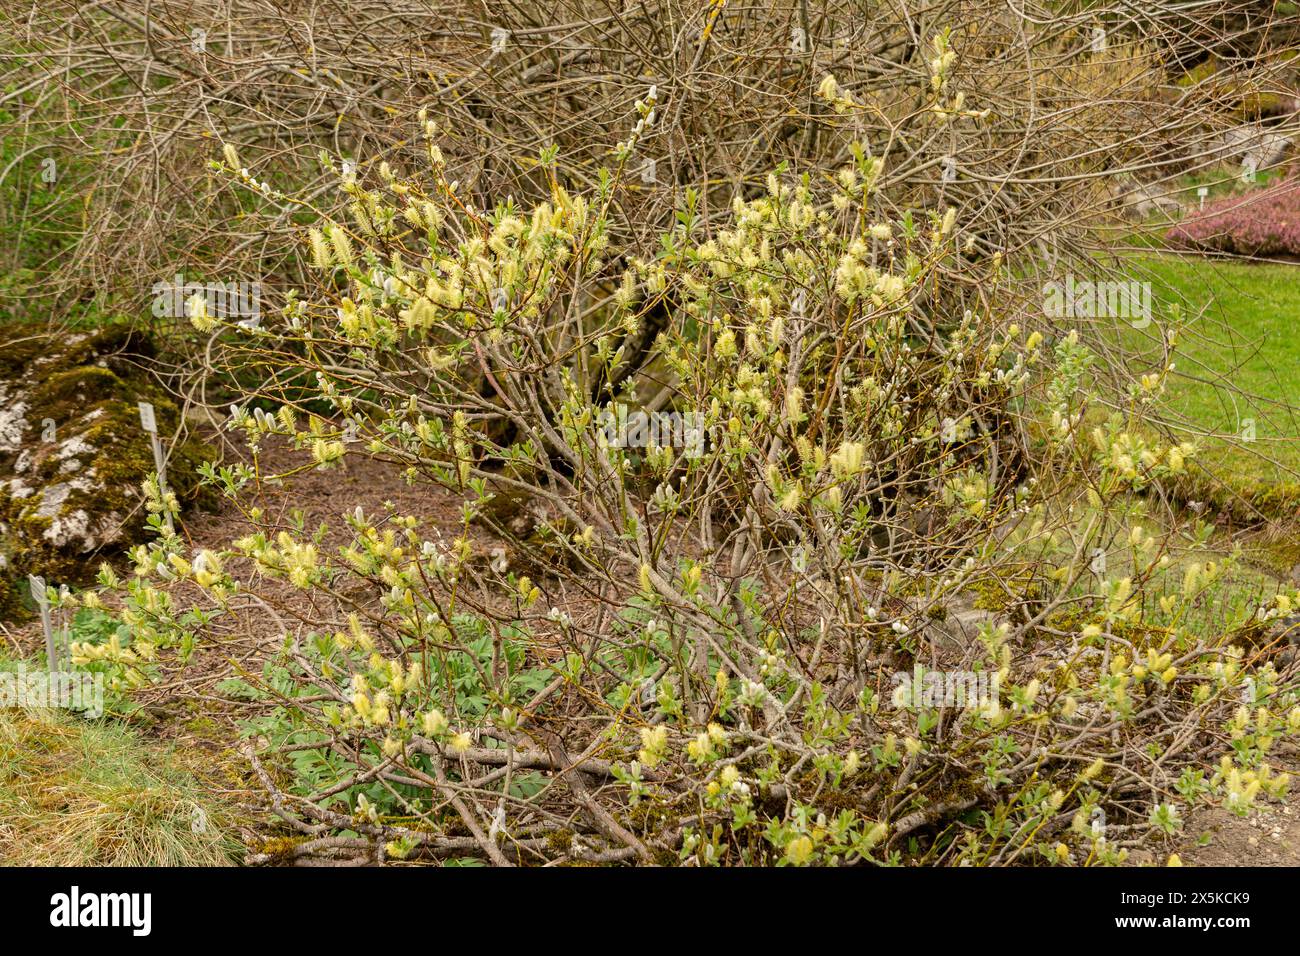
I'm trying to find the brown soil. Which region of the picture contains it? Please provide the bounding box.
[1167,770,1300,866]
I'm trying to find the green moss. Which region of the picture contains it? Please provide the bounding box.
[0,323,155,382]
[970,573,1038,612]
[255,835,308,862]
[544,828,574,854]
[0,331,46,379]
[651,847,680,866]
[626,798,678,832]
[1175,58,1219,88]
[1043,606,1095,635]
[183,716,221,737]
[1171,58,1291,119]
[1235,90,1292,120]
[30,367,134,423]
[0,575,23,621]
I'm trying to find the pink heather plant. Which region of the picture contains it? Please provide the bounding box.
[1167,174,1300,257]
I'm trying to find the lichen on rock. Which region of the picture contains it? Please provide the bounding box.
[0,323,214,618]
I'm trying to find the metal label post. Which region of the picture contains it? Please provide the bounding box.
[138,401,175,533]
[28,574,59,672]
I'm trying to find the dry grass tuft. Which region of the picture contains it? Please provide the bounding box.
[0,703,238,866]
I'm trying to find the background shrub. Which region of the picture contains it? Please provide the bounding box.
[1168,175,1300,256]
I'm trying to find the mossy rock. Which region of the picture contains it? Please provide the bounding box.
[0,323,214,619]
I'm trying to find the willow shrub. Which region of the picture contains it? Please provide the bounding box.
[68,89,1300,866]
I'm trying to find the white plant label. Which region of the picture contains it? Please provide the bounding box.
[138,400,157,434]
[139,399,174,532]
[490,27,510,55]
[28,574,59,671]
[941,156,957,184]
[1091,27,1106,54]
[28,574,47,609]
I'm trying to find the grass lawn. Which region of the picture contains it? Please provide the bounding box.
[1119,253,1300,511]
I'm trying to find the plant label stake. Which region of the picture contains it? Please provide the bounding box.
[56,584,71,671]
[138,401,175,533]
[1197,186,1208,210]
[28,574,59,672]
